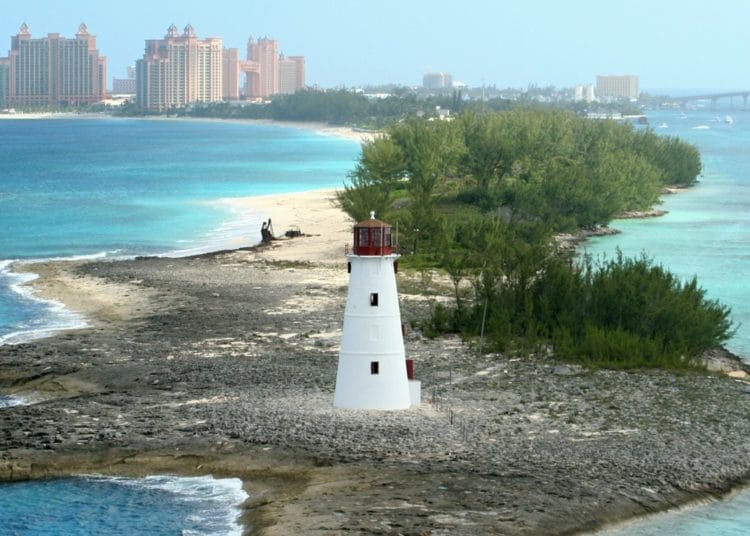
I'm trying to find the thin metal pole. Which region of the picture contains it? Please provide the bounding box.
[479,297,489,354]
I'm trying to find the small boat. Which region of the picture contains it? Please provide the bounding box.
[725,115,734,124]
[658,123,669,129]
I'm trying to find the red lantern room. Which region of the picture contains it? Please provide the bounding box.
[352,212,395,256]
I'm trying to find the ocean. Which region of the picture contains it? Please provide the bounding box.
[0,116,359,533]
[0,474,248,535]
[596,491,750,536]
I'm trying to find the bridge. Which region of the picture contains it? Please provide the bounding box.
[670,91,750,110]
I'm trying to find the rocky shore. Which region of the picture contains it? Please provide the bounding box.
[2,241,750,534]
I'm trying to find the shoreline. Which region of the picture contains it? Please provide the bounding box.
[3,188,351,345]
[0,110,378,144]
[2,190,750,534]
[0,104,368,344]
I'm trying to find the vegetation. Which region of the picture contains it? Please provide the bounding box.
[339,108,701,249]
[336,108,731,369]
[435,250,733,369]
[115,88,490,126]
[114,89,437,126]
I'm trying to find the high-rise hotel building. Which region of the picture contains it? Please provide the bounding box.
[0,23,106,108]
[279,55,305,95]
[226,37,304,99]
[222,47,241,100]
[0,58,8,107]
[246,37,279,98]
[596,75,639,100]
[136,25,223,111]
[134,28,304,108]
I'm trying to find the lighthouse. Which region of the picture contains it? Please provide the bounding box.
[334,213,420,410]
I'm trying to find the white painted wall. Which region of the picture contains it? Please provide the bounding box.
[334,254,412,410]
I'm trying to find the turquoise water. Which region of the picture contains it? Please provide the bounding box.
[598,491,750,536]
[584,109,750,358]
[0,474,247,535]
[0,117,359,344]
[587,109,750,533]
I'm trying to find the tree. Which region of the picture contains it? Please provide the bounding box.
[336,136,404,222]
[387,119,465,253]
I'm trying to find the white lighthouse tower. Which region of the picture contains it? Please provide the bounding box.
[334,213,419,410]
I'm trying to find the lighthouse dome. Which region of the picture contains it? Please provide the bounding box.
[352,212,395,256]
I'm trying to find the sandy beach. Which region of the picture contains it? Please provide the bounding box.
[249,119,378,144]
[1,186,750,534]
[224,188,353,265]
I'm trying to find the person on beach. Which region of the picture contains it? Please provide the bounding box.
[261,218,275,243]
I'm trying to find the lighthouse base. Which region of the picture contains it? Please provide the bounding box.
[409,380,421,407]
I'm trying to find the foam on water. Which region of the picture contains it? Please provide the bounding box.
[0,394,27,408]
[0,258,89,345]
[0,474,248,535]
[164,196,270,257]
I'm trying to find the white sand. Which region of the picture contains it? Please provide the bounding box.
[19,260,165,329]
[263,120,378,143]
[226,189,354,265]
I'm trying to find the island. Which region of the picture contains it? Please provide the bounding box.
[2,189,750,535]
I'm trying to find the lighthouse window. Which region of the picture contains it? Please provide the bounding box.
[370,292,379,306]
[384,229,391,246]
[358,228,369,246]
[372,228,382,247]
[370,361,380,375]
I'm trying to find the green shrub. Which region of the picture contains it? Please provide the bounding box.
[430,250,733,369]
[554,325,681,369]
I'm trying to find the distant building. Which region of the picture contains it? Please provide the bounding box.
[0,23,106,108]
[222,37,305,100]
[222,47,241,100]
[136,24,223,111]
[423,72,453,90]
[279,55,305,94]
[112,77,136,95]
[136,28,304,107]
[246,37,279,98]
[0,58,9,108]
[574,84,595,103]
[596,75,639,99]
[112,64,136,95]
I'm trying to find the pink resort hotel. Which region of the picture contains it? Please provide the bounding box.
[137,25,306,111]
[0,23,107,108]
[0,23,305,111]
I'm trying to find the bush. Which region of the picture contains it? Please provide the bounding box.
[430,251,733,369]
[581,252,733,364]
[554,325,679,369]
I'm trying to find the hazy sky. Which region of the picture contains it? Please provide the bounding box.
[2,0,748,91]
